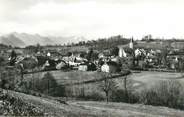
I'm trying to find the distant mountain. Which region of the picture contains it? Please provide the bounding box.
[0,32,87,47]
[49,36,87,45]
[0,34,26,47]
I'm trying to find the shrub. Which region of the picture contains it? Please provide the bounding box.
[0,68,20,90]
[111,89,139,103]
[0,57,5,66]
[78,92,104,101]
[139,80,184,109]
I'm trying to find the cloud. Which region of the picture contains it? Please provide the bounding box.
[0,0,184,39]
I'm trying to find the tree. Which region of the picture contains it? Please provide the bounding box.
[0,57,5,66]
[40,72,57,95]
[161,46,169,66]
[18,57,38,72]
[36,72,65,96]
[80,52,87,58]
[142,34,153,42]
[10,50,17,66]
[67,52,72,57]
[35,43,42,53]
[0,67,19,90]
[99,73,117,103]
[87,48,94,61]
[111,47,119,56]
[123,75,129,102]
[124,47,135,67]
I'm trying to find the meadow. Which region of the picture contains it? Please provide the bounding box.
[23,70,184,99]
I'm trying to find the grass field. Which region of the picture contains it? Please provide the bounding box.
[24,71,105,85]
[23,70,184,97]
[124,71,184,91]
[14,71,184,116]
[23,70,129,97]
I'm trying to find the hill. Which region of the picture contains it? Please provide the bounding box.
[3,89,184,117]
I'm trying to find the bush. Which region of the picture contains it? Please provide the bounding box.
[0,68,20,90]
[111,89,139,103]
[0,57,5,66]
[78,92,104,101]
[139,80,184,109]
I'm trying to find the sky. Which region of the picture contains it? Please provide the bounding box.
[0,0,184,39]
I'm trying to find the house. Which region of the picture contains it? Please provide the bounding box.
[98,53,104,58]
[118,38,135,58]
[101,61,121,73]
[74,57,87,63]
[47,52,51,57]
[118,47,127,57]
[62,56,75,63]
[56,60,67,70]
[78,62,96,71]
[135,49,142,57]
[167,54,184,70]
[78,64,88,71]
[42,59,61,71]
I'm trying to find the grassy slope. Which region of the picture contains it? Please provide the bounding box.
[4,90,184,117]
[23,70,130,85]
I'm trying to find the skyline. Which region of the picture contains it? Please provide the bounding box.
[0,0,184,39]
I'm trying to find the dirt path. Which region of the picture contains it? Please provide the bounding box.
[70,101,184,117]
[4,90,184,117]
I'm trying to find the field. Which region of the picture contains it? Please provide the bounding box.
[24,71,105,85]
[4,69,184,116]
[23,70,184,98]
[23,70,129,97]
[124,71,184,91]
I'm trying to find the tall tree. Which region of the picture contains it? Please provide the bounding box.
[87,48,94,62]
[99,73,117,103]
[10,50,17,66]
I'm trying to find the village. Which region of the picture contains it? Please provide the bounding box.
[1,36,184,74]
[1,34,184,116]
[2,0,184,116]
[1,36,184,116]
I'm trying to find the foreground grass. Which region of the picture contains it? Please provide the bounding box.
[1,89,184,117]
[0,90,44,116]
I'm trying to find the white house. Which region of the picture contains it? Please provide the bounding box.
[129,38,134,49]
[101,61,121,73]
[118,47,127,57]
[47,52,51,57]
[78,65,88,71]
[101,63,110,73]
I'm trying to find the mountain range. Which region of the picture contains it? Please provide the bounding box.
[0,32,87,47]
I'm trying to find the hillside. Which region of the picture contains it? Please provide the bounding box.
[3,89,184,117]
